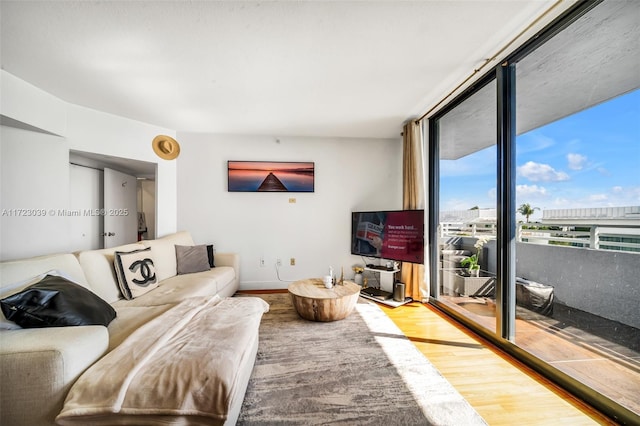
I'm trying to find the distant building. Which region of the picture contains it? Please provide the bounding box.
[542,206,640,226]
[439,208,496,223]
[440,206,640,252]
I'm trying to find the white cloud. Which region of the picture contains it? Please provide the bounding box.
[552,197,570,207]
[440,198,476,212]
[516,184,547,197]
[605,186,640,205]
[517,133,555,154]
[588,194,608,202]
[567,153,587,170]
[518,161,569,182]
[542,187,640,210]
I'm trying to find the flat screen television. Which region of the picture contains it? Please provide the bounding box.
[351,210,424,264]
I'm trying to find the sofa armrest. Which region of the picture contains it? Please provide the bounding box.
[215,252,239,272]
[215,252,240,289]
[0,326,109,426]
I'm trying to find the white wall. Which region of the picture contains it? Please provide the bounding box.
[1,70,403,270]
[0,71,67,136]
[0,126,70,260]
[0,70,178,260]
[65,104,177,238]
[176,133,403,290]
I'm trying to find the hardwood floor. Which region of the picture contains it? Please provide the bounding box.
[379,301,616,425]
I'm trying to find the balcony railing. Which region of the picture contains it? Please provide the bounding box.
[439,221,496,238]
[440,221,640,253]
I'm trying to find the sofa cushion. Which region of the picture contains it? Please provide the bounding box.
[140,231,195,282]
[114,248,159,300]
[0,253,89,295]
[211,266,237,296]
[0,275,116,328]
[77,243,146,304]
[111,267,235,308]
[175,244,211,275]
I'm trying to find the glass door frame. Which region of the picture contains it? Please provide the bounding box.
[424,0,636,422]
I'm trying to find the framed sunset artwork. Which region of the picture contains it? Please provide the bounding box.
[227,161,315,192]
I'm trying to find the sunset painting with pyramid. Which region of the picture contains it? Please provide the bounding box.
[228,161,315,192]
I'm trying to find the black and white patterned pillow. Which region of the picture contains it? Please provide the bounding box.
[114,248,158,300]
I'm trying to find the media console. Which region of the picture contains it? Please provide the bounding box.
[360,286,392,300]
[360,267,411,307]
[365,264,396,271]
[364,266,399,293]
[359,289,411,307]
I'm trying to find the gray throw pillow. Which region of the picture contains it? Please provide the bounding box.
[175,245,211,275]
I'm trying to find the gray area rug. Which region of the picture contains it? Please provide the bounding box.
[237,293,486,425]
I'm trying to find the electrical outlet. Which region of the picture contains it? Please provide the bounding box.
[276,258,282,267]
[290,257,296,266]
[259,256,265,267]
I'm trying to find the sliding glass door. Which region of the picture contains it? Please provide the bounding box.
[512,0,640,417]
[428,0,639,421]
[436,79,497,334]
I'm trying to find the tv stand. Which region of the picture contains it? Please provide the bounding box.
[365,264,396,272]
[364,266,399,273]
[359,291,412,307]
[364,266,399,293]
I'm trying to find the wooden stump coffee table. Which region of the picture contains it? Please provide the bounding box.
[288,278,360,322]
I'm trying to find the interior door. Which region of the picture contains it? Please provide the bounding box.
[103,168,138,248]
[69,164,103,250]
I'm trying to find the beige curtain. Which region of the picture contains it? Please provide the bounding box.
[400,119,427,301]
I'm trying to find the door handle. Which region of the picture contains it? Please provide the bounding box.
[102,232,116,236]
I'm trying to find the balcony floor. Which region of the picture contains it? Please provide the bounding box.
[441,295,640,416]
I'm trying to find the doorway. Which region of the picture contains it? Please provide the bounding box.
[69,151,156,251]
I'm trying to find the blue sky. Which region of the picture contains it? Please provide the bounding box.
[440,88,640,219]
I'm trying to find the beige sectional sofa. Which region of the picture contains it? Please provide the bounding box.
[0,231,262,426]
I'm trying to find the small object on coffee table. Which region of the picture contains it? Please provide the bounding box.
[288,278,360,322]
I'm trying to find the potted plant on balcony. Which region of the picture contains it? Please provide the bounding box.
[460,253,480,277]
[460,237,488,277]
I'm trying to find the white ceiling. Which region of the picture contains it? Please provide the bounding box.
[1,0,565,139]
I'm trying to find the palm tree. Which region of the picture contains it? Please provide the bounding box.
[518,203,539,223]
